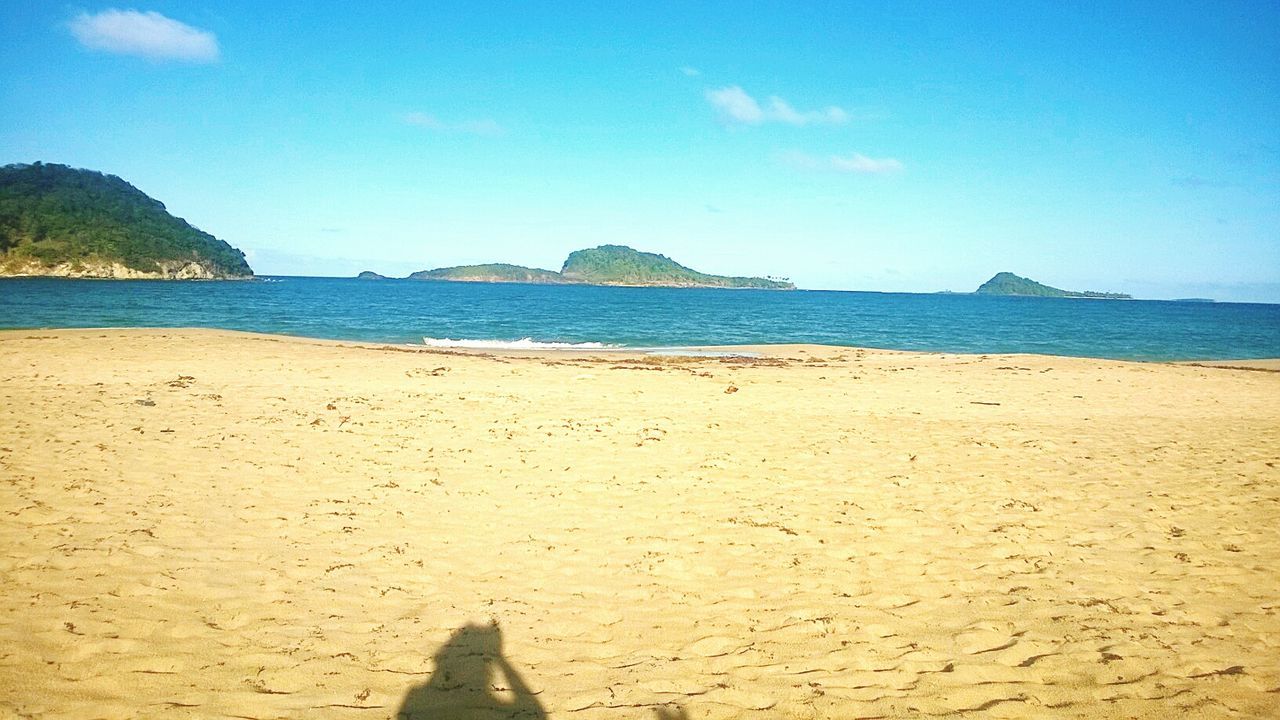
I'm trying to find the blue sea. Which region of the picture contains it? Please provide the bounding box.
[1,277,1278,361]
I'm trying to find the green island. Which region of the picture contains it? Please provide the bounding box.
[408,263,565,284]
[975,272,1130,299]
[0,163,253,279]
[395,245,793,289]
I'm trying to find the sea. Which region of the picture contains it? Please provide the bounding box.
[1,277,1278,361]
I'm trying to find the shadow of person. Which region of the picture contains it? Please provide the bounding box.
[397,621,546,720]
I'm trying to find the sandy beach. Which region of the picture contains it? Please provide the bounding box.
[1,328,1277,719]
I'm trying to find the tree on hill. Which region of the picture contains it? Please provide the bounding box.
[560,245,793,288]
[975,271,1129,299]
[0,162,252,277]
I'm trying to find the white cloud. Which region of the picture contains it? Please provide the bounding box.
[830,153,903,174]
[707,85,848,126]
[404,112,504,136]
[780,150,904,174]
[681,66,701,77]
[707,86,763,123]
[767,97,848,126]
[69,9,219,63]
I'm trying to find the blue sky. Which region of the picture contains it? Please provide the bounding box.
[2,2,1277,301]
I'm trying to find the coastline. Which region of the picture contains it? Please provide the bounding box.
[5,326,1279,365]
[0,260,252,281]
[390,277,794,290]
[2,328,1278,718]
[1178,359,1280,372]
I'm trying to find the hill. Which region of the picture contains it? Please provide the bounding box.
[408,246,792,289]
[975,272,1130,299]
[560,245,793,288]
[0,162,252,279]
[407,263,566,283]
[356,271,390,280]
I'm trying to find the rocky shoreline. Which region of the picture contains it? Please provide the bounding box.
[0,259,251,280]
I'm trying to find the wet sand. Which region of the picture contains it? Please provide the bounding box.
[2,328,1278,718]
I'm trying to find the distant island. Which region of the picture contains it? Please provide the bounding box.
[975,272,1130,299]
[356,270,390,280]
[408,263,564,284]
[390,245,794,289]
[0,163,253,279]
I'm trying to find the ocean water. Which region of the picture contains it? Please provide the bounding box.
[1,277,1278,361]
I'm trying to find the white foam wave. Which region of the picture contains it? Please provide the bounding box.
[422,336,617,350]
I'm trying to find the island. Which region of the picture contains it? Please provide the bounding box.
[406,245,794,289]
[408,263,565,284]
[356,271,390,280]
[975,272,1130,299]
[0,162,253,279]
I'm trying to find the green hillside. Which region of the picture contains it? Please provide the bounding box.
[408,263,566,283]
[975,272,1129,299]
[408,245,792,289]
[0,162,252,278]
[559,245,793,288]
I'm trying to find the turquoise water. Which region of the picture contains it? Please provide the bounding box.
[1,277,1278,361]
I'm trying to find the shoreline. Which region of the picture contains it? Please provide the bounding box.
[5,326,1279,366]
[0,274,254,281]
[1179,360,1280,372]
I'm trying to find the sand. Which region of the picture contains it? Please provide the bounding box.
[1,328,1278,719]
[1180,359,1280,372]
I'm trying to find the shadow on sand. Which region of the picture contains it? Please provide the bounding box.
[397,621,545,720]
[397,621,688,720]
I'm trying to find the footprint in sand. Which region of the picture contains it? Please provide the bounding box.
[704,687,776,710]
[684,635,749,658]
[638,678,708,695]
[957,629,1020,655]
[870,594,919,610]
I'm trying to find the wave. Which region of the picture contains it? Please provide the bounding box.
[421,336,619,350]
